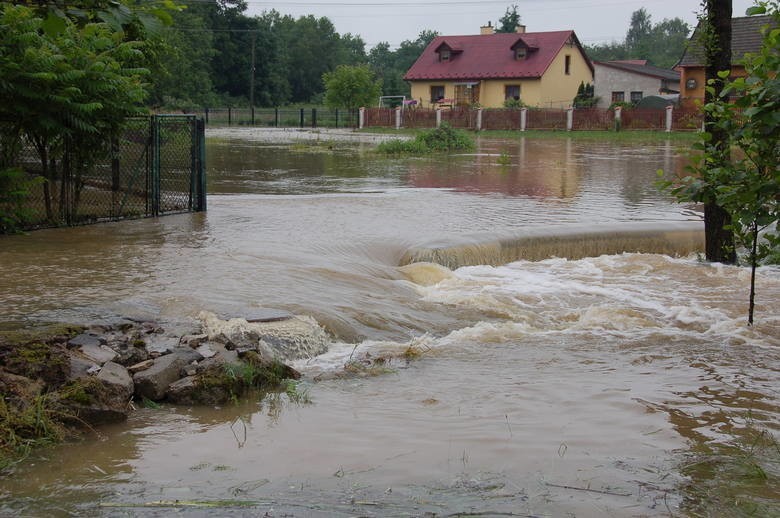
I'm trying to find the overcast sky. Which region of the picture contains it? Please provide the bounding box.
[245,0,758,49]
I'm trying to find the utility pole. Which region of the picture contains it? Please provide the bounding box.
[249,31,256,108]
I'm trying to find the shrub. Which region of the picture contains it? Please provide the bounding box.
[376,122,475,155]
[0,168,42,234]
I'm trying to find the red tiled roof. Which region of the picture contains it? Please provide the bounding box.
[404,31,591,81]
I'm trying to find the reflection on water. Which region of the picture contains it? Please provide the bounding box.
[0,135,777,516]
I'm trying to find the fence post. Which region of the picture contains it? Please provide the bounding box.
[335,109,339,128]
[299,108,304,128]
[205,107,209,125]
[476,108,483,131]
[359,107,365,129]
[436,108,442,128]
[196,118,207,212]
[312,108,317,128]
[665,105,673,133]
[150,115,161,217]
[274,108,279,127]
[228,107,232,126]
[520,108,527,131]
[566,106,574,131]
[395,107,402,129]
[614,106,622,132]
[251,106,255,126]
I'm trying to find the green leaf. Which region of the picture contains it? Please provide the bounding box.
[42,12,67,36]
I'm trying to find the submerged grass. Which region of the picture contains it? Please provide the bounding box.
[680,425,780,516]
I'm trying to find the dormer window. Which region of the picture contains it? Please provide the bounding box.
[510,37,536,61]
[435,41,462,63]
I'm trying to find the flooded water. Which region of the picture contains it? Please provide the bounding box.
[1,131,778,516]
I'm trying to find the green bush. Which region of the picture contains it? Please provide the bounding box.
[0,168,41,234]
[376,123,475,155]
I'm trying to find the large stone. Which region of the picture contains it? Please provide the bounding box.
[79,343,118,365]
[68,354,99,381]
[143,335,180,355]
[133,348,203,401]
[97,361,134,400]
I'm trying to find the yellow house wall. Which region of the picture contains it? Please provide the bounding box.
[539,47,593,108]
[479,79,541,108]
[679,66,746,108]
[408,47,592,109]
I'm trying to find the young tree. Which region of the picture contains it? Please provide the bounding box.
[710,2,779,323]
[701,0,737,263]
[496,4,520,33]
[323,65,382,111]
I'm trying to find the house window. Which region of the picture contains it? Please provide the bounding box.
[565,55,571,75]
[430,85,445,103]
[439,49,451,62]
[505,85,521,101]
[515,47,527,60]
[611,91,625,102]
[630,91,643,104]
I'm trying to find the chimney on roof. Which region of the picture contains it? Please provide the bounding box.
[515,24,526,34]
[480,21,494,35]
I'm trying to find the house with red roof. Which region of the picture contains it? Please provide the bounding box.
[403,24,594,109]
[676,15,776,108]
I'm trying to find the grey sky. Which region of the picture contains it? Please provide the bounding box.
[246,0,757,49]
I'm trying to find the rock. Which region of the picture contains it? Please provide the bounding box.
[133,348,203,401]
[97,362,134,400]
[195,343,217,359]
[143,335,180,355]
[181,334,208,348]
[58,376,133,425]
[128,359,155,374]
[111,342,149,366]
[218,308,294,323]
[67,333,104,350]
[79,343,118,365]
[165,374,232,406]
[69,354,99,381]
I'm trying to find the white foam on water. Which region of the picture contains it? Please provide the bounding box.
[298,253,780,374]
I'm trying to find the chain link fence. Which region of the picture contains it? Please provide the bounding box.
[3,115,205,231]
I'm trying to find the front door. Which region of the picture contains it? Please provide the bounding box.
[454,83,480,107]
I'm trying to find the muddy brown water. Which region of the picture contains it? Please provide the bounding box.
[0,133,778,516]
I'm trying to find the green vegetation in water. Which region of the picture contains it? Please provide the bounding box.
[190,353,299,405]
[496,150,512,166]
[0,394,67,473]
[376,123,475,155]
[680,424,780,517]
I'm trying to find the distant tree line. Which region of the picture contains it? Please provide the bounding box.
[585,8,690,68]
[145,0,437,109]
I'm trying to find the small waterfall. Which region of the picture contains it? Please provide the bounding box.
[400,221,704,268]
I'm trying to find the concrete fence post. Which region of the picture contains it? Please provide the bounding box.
[476,108,483,131]
[566,106,574,131]
[395,107,402,130]
[359,107,365,129]
[665,105,673,133]
[520,108,527,131]
[614,106,622,132]
[436,109,442,128]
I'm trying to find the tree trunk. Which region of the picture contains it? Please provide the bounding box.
[703,0,736,263]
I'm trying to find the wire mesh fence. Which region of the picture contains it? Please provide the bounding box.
[3,115,205,231]
[192,107,359,128]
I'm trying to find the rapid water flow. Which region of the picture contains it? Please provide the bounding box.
[1,131,778,516]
